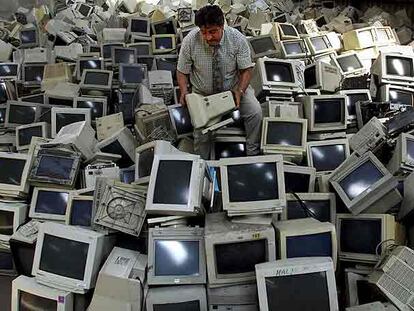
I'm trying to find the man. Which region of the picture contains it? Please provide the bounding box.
[176,5,262,158]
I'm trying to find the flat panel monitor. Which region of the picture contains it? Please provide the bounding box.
[30,188,70,221]
[307,139,350,173]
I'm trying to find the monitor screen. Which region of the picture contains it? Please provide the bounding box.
[35,190,69,215]
[266,121,302,146]
[265,272,330,311]
[227,162,279,202]
[264,62,294,83]
[114,49,136,64]
[0,107,5,124]
[153,160,192,205]
[19,125,43,146]
[137,56,154,70]
[76,100,104,119]
[70,200,92,226]
[36,155,74,180]
[19,290,57,311]
[48,97,73,107]
[357,279,388,304]
[339,160,384,200]
[132,44,150,56]
[286,232,332,258]
[79,59,102,73]
[0,158,25,185]
[9,104,37,124]
[84,72,110,86]
[20,94,44,104]
[138,148,154,178]
[388,89,413,106]
[280,24,297,36]
[0,83,7,103]
[314,98,344,124]
[24,65,44,82]
[251,37,276,54]
[10,241,35,276]
[0,251,13,270]
[284,42,304,55]
[101,140,132,168]
[78,3,92,16]
[171,105,193,136]
[131,19,148,33]
[0,64,18,77]
[121,65,145,84]
[39,234,89,280]
[284,172,310,193]
[120,169,135,184]
[215,239,266,274]
[340,218,381,254]
[154,21,175,34]
[337,55,363,72]
[310,144,346,172]
[310,37,329,51]
[347,93,369,116]
[287,200,331,222]
[21,30,36,44]
[304,65,317,88]
[154,240,199,276]
[102,44,123,59]
[56,113,86,133]
[214,141,246,159]
[407,138,414,162]
[386,56,413,77]
[153,301,200,311]
[155,37,173,50]
[0,210,14,235]
[358,30,374,46]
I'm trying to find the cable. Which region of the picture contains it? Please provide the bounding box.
[290,191,318,219]
[375,238,398,257]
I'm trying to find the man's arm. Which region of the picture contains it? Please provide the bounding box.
[177,70,190,105]
[233,67,253,107]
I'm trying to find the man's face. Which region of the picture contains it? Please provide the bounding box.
[200,25,224,46]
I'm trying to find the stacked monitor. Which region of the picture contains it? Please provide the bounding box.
[283,165,316,193]
[372,52,414,86]
[128,17,151,37]
[247,35,278,59]
[306,139,350,174]
[304,61,342,93]
[76,57,103,81]
[79,69,113,92]
[304,34,335,55]
[0,152,30,196]
[45,94,74,107]
[5,101,39,127]
[0,203,27,242]
[379,84,414,106]
[74,96,108,121]
[279,39,309,59]
[168,104,194,139]
[21,64,45,86]
[152,35,176,54]
[0,63,19,80]
[387,133,414,174]
[51,107,91,137]
[111,47,137,66]
[29,187,71,222]
[16,122,48,150]
[211,136,247,160]
[65,195,94,227]
[331,52,365,76]
[20,27,38,48]
[277,23,299,40]
[339,89,372,122]
[119,63,147,87]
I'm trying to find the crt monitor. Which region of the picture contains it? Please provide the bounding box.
[65,195,93,227]
[76,2,93,16]
[151,18,176,35]
[5,101,38,127]
[128,17,150,36]
[380,85,414,106]
[52,107,91,138]
[0,152,29,193]
[152,35,176,54]
[278,23,299,39]
[147,227,206,285]
[255,257,338,311]
[128,42,152,56]
[22,64,44,85]
[0,63,19,80]
[283,165,316,193]
[74,97,107,120]
[373,52,414,86]
[112,47,137,65]
[305,35,333,55]
[119,63,147,87]
[29,187,70,222]
[154,56,177,79]
[0,202,27,242]
[45,94,74,107]
[247,35,278,59]
[20,28,38,47]
[280,40,308,58]
[9,239,36,277]
[332,53,364,75]
[80,70,113,91]
[339,90,371,120]
[16,122,47,150]
[101,43,124,60]
[307,139,350,174]
[76,57,103,81]
[168,104,194,138]
[212,136,246,160]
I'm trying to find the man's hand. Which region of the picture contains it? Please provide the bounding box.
[232,88,243,108]
[180,90,189,106]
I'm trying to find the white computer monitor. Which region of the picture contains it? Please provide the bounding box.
[5,101,39,127]
[260,117,307,156]
[205,212,276,287]
[306,139,350,174]
[75,2,93,17]
[111,47,137,66]
[282,193,336,223]
[0,202,27,242]
[388,132,414,175]
[247,35,278,59]
[339,89,372,121]
[379,84,414,106]
[128,17,151,37]
[343,26,395,51]
[331,52,365,76]
[21,63,45,87]
[79,69,113,92]
[220,155,286,215]
[372,52,414,87]
[329,152,397,215]
[119,63,147,88]
[12,275,74,311]
[337,213,403,263]
[16,122,49,151]
[304,34,335,55]
[279,39,310,59]
[304,61,342,92]
[146,285,207,311]
[283,164,316,193]
[76,57,103,81]
[20,26,39,48]
[147,226,206,285]
[29,187,71,222]
[65,194,93,227]
[0,152,30,194]
[145,153,205,215]
[152,35,176,54]
[303,95,347,132]
[51,107,91,138]
[277,23,299,40]
[255,257,338,311]
[272,218,337,266]
[0,63,19,80]
[73,96,108,121]
[211,136,247,160]
[32,222,112,293]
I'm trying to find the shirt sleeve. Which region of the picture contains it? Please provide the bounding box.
[177,38,192,75]
[236,35,254,70]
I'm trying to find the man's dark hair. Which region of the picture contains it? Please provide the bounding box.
[195,5,224,27]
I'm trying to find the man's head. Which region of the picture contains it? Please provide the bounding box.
[195,5,224,46]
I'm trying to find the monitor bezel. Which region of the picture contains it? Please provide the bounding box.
[75,2,93,17]
[279,39,309,59]
[119,63,148,88]
[16,122,49,151]
[111,46,137,67]
[380,84,414,104]
[64,194,94,227]
[21,63,45,86]
[282,193,336,224]
[29,187,72,222]
[31,222,104,293]
[127,42,153,56]
[79,69,113,91]
[5,101,39,128]
[220,155,286,213]
[127,16,151,37]
[12,275,74,311]
[168,103,193,139]
[100,42,124,61]
[147,227,206,285]
[151,34,176,54]
[51,107,91,138]
[338,89,372,121]
[378,52,414,86]
[283,164,316,193]
[20,26,39,48]
[0,203,27,242]
[75,57,104,81]
[247,34,278,59]
[261,117,307,154]
[331,52,365,76]
[255,58,301,91]
[306,139,350,174]
[151,17,177,35]
[73,96,108,120]
[277,23,300,40]
[305,34,335,55]
[336,213,393,263]
[0,152,30,193]
[0,63,19,80]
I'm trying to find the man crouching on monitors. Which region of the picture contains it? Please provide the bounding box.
[177,5,262,158]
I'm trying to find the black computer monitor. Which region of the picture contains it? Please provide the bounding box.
[347,93,370,116]
[214,141,246,160]
[284,172,310,193]
[0,158,26,186]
